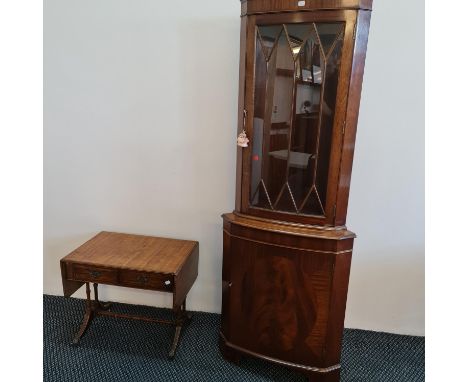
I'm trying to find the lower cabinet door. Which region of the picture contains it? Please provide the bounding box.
[227,235,336,366]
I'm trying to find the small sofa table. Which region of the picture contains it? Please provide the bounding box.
[60,231,199,358]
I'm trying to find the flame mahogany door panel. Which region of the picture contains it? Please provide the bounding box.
[228,238,346,365]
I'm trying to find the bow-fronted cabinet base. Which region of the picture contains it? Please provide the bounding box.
[220,213,355,381]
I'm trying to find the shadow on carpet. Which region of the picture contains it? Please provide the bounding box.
[43,295,424,381]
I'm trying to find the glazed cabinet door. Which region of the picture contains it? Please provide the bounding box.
[240,11,358,226]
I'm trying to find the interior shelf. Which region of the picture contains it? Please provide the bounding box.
[269,150,315,169]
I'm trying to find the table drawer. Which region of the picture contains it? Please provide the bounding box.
[72,264,118,284]
[120,270,173,291]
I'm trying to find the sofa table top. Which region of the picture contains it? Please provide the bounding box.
[61,231,199,275]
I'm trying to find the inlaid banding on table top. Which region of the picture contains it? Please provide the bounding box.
[63,231,198,275]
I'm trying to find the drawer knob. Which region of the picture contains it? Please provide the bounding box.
[164,280,171,286]
[137,275,148,284]
[89,270,101,278]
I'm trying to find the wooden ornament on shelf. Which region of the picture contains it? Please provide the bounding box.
[220,1,373,381]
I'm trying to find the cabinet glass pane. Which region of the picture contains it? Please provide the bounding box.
[250,22,344,216]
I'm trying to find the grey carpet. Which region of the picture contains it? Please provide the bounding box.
[43,295,424,381]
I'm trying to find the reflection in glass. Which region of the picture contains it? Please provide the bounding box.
[285,24,315,59]
[250,22,344,216]
[257,25,282,61]
[316,23,344,57]
[251,28,295,210]
[302,33,343,214]
[251,32,267,205]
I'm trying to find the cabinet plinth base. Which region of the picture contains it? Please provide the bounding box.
[219,333,340,382]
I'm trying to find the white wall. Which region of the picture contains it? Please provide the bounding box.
[345,0,425,335]
[44,0,424,335]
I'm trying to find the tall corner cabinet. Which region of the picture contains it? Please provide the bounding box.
[220,1,373,381]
